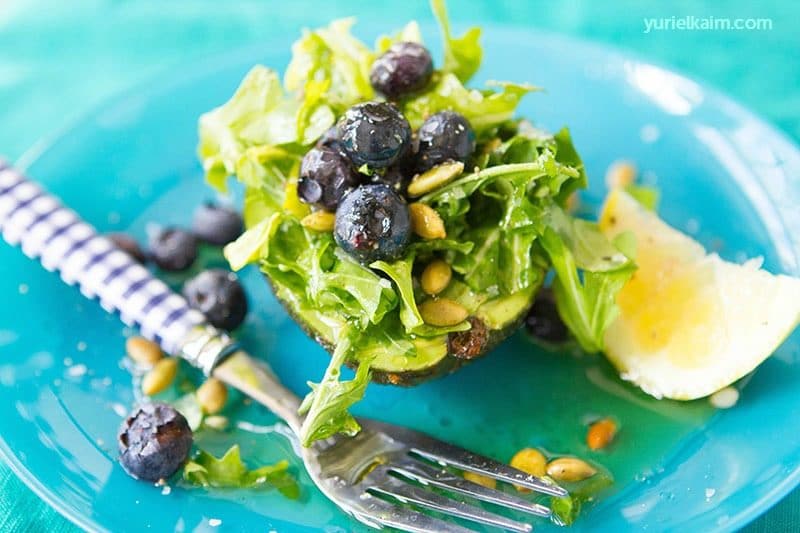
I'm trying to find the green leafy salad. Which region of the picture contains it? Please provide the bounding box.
[198,0,635,447]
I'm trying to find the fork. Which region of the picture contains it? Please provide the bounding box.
[0,159,567,532]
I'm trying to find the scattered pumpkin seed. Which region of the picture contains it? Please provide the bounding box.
[203,415,230,431]
[141,357,179,396]
[419,298,469,326]
[546,457,597,482]
[407,161,464,197]
[586,418,617,450]
[420,260,452,295]
[409,203,446,240]
[605,160,637,189]
[197,377,228,415]
[126,336,163,366]
[510,448,547,492]
[301,210,336,232]
[709,386,739,409]
[463,471,497,489]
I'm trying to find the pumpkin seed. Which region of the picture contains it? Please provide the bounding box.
[407,161,464,197]
[141,358,179,396]
[463,471,496,489]
[546,457,597,482]
[126,336,163,366]
[301,210,336,232]
[409,203,446,240]
[197,377,228,415]
[420,260,452,295]
[586,418,617,450]
[510,448,547,492]
[419,298,468,326]
[203,415,230,431]
[605,160,637,189]
[203,415,229,431]
[709,386,739,409]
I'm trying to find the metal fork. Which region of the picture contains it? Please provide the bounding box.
[0,160,567,532]
[217,351,566,532]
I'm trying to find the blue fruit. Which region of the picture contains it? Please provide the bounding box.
[297,146,361,211]
[149,227,198,272]
[192,203,243,245]
[183,269,248,331]
[334,184,411,264]
[118,403,193,482]
[370,42,434,99]
[108,233,146,264]
[525,288,569,343]
[371,165,411,194]
[337,102,411,169]
[416,111,476,171]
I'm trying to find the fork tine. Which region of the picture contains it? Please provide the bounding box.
[351,494,476,533]
[410,441,567,497]
[367,466,533,533]
[390,458,551,517]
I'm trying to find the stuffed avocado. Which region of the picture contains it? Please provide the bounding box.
[199,0,636,446]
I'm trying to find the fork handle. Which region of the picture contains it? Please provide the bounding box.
[0,159,234,373]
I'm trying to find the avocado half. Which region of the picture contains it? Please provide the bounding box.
[265,273,542,386]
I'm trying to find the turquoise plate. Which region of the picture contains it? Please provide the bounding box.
[2,26,800,533]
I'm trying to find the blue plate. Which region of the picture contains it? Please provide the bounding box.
[2,26,800,532]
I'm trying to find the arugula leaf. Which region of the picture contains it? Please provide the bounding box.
[323,249,398,327]
[285,18,375,111]
[402,74,535,133]
[224,213,280,272]
[198,66,283,190]
[540,207,636,353]
[183,445,299,498]
[549,470,613,526]
[299,333,371,446]
[197,65,329,192]
[371,257,425,331]
[430,0,482,83]
[422,156,576,296]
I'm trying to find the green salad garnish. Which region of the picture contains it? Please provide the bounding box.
[198,0,635,446]
[183,445,300,498]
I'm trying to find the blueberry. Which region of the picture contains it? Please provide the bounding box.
[316,126,345,153]
[192,203,243,245]
[297,146,361,211]
[370,42,434,99]
[525,288,569,343]
[416,111,476,172]
[148,228,198,272]
[108,233,146,264]
[337,102,411,169]
[371,165,410,194]
[183,269,248,331]
[335,184,411,264]
[118,403,193,482]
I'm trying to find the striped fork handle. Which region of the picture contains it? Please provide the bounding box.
[0,159,236,374]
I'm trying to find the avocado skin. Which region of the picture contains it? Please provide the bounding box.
[264,274,535,386]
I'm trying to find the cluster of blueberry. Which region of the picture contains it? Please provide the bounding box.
[297,42,476,265]
[109,202,248,331]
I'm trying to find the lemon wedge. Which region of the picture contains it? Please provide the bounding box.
[599,190,800,400]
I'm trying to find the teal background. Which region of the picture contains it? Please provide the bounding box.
[0,0,797,531]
